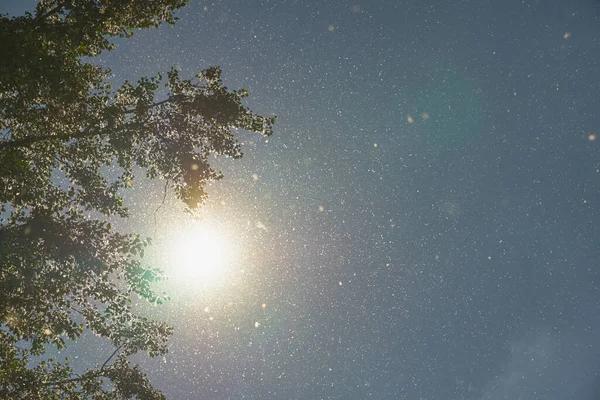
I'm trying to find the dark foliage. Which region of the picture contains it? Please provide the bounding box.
[0,1,275,398]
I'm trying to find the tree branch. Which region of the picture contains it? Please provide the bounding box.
[35,2,67,23]
[0,97,178,150]
[0,126,95,150]
[41,343,125,387]
[122,96,176,115]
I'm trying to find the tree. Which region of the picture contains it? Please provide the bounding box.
[0,1,275,398]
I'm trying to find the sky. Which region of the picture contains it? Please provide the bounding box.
[3,0,600,399]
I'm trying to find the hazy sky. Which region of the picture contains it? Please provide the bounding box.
[3,0,600,399]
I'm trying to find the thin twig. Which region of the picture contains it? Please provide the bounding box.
[153,180,169,236]
[100,343,125,371]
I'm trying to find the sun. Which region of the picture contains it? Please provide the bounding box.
[168,221,237,287]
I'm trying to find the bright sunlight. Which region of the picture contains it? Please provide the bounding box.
[168,221,238,287]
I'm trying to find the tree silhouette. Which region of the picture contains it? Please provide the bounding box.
[0,1,275,398]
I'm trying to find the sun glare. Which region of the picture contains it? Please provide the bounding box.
[168,221,237,287]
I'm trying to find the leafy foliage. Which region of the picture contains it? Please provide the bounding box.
[0,1,275,398]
